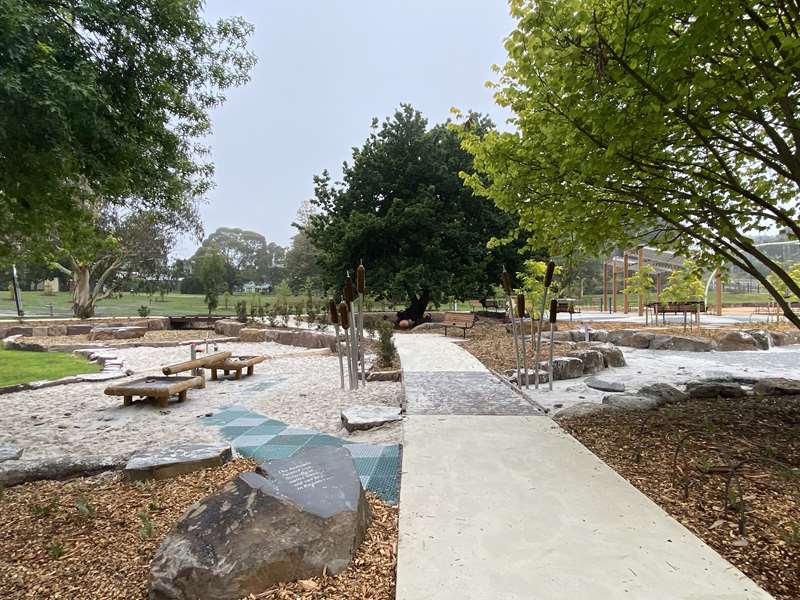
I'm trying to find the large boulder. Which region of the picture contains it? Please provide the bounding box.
[341,405,402,432]
[147,317,171,331]
[752,378,800,396]
[742,329,773,350]
[551,330,575,342]
[602,394,662,410]
[214,319,246,337]
[717,331,759,351]
[772,330,800,346]
[648,334,674,350]
[263,329,337,351]
[638,383,688,404]
[566,349,604,374]
[66,324,93,336]
[124,443,232,482]
[542,356,585,381]
[606,329,639,346]
[588,342,626,368]
[239,328,267,342]
[585,376,625,393]
[149,446,371,600]
[88,326,147,341]
[47,324,68,336]
[552,402,615,420]
[685,381,747,399]
[669,335,715,352]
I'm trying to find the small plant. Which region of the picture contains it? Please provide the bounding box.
[235,300,248,323]
[46,541,65,560]
[266,306,279,327]
[376,320,397,368]
[257,303,266,319]
[316,310,328,331]
[138,511,155,539]
[295,303,304,324]
[148,498,162,512]
[137,305,151,317]
[74,496,95,518]
[31,498,58,518]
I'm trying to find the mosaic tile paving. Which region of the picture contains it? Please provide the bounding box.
[200,405,402,503]
[403,371,544,416]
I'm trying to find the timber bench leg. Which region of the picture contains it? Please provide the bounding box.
[247,365,254,376]
[158,396,169,409]
[235,369,242,380]
[123,395,132,407]
[224,370,229,377]
[178,390,187,403]
[211,368,218,381]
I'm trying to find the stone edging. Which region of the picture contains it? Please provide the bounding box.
[552,327,800,352]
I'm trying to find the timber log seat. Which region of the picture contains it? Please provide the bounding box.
[442,311,476,338]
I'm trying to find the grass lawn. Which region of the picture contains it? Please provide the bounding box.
[0,347,101,387]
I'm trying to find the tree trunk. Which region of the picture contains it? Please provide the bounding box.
[396,289,431,326]
[72,265,96,319]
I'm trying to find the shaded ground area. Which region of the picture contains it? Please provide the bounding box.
[560,396,800,600]
[0,459,397,600]
[0,347,100,387]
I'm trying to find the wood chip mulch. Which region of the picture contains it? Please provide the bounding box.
[461,322,575,373]
[559,396,800,600]
[0,459,398,600]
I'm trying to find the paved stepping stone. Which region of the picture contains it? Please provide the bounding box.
[341,405,402,432]
[125,443,232,482]
[150,446,370,599]
[585,376,625,392]
[0,445,22,462]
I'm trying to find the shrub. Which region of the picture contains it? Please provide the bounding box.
[138,512,155,539]
[46,541,65,560]
[235,300,248,323]
[137,305,151,317]
[376,320,397,368]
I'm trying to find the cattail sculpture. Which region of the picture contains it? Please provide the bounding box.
[329,299,345,389]
[356,262,367,385]
[548,298,558,391]
[338,301,355,389]
[534,261,556,391]
[344,275,359,389]
[517,293,529,389]
[502,268,522,387]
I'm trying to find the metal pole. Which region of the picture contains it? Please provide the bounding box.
[338,302,355,390]
[502,269,522,386]
[330,300,345,389]
[356,262,367,386]
[533,261,555,391]
[11,264,23,318]
[517,293,529,389]
[548,299,557,392]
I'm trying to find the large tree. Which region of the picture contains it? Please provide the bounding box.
[0,0,255,259]
[49,206,192,318]
[459,0,800,327]
[306,105,523,322]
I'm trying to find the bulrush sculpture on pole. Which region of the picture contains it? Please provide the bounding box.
[516,292,529,389]
[533,261,556,391]
[329,299,345,389]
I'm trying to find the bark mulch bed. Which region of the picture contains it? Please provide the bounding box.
[559,396,800,600]
[461,322,575,373]
[0,459,398,600]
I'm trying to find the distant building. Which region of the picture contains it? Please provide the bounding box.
[241,281,272,294]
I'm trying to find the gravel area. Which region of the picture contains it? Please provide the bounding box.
[0,342,402,463]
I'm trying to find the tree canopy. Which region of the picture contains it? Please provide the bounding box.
[458,0,800,327]
[306,105,523,318]
[0,0,255,259]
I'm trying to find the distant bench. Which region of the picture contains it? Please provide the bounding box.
[442,311,476,338]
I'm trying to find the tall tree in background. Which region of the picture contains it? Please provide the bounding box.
[285,202,323,293]
[460,0,800,328]
[306,105,523,323]
[0,0,255,259]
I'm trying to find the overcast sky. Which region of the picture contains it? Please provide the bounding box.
[175,1,515,257]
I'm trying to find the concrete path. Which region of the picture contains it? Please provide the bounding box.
[394,333,772,600]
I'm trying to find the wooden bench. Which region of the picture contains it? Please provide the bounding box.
[442,311,476,337]
[161,351,232,376]
[205,355,266,380]
[554,298,580,321]
[105,375,205,408]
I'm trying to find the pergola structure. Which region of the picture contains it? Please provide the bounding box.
[600,247,724,316]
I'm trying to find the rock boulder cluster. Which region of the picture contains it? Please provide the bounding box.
[554,376,800,420]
